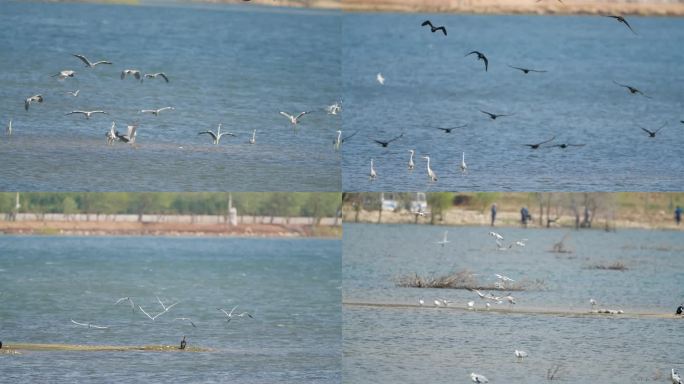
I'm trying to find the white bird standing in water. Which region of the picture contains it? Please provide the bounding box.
[249,129,256,144]
[6,119,12,136]
[419,297,424,306]
[422,156,437,181]
[467,301,475,310]
[198,123,236,145]
[436,230,449,247]
[369,159,377,180]
[590,298,597,308]
[461,152,467,174]
[376,73,385,85]
[470,372,488,383]
[515,350,528,359]
[408,150,415,170]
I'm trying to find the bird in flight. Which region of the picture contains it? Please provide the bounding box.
[372,133,404,147]
[66,89,80,97]
[121,69,142,81]
[174,318,197,328]
[280,111,310,126]
[508,65,547,74]
[51,70,76,80]
[66,110,107,119]
[115,124,138,144]
[434,124,467,133]
[639,123,666,138]
[421,20,447,36]
[524,136,556,149]
[480,110,512,120]
[198,123,236,144]
[72,54,112,68]
[613,81,651,98]
[606,15,637,35]
[376,73,385,85]
[465,51,489,71]
[24,94,43,111]
[551,143,585,148]
[140,107,175,116]
[71,319,108,329]
[144,72,169,83]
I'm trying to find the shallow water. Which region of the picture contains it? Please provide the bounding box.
[0,236,341,383]
[341,13,684,191]
[0,1,341,191]
[342,223,684,383]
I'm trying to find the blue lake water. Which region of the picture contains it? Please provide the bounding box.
[341,13,684,191]
[343,223,684,383]
[0,236,341,383]
[0,1,341,191]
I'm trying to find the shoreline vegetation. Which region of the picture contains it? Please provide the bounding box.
[342,192,684,231]
[55,0,684,16]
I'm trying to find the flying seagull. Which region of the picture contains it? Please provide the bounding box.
[465,51,489,71]
[198,123,236,144]
[480,110,512,120]
[217,305,253,322]
[66,89,80,97]
[115,124,137,144]
[140,107,174,116]
[65,110,107,119]
[613,81,651,98]
[639,123,666,138]
[376,73,385,85]
[143,72,169,82]
[434,124,467,133]
[606,15,637,35]
[71,319,108,329]
[51,70,75,80]
[421,20,447,36]
[25,94,43,111]
[524,136,556,149]
[280,111,310,126]
[139,305,167,321]
[73,54,112,68]
[508,65,547,74]
[470,372,489,383]
[121,69,142,81]
[372,133,404,147]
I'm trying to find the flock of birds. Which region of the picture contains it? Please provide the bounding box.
[361,14,683,184]
[5,53,344,150]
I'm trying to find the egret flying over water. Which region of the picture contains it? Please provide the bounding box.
[422,155,437,182]
[140,107,174,116]
[121,69,142,81]
[280,111,310,126]
[198,123,236,145]
[73,54,112,68]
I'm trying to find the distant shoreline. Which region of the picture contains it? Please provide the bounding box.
[0,220,341,238]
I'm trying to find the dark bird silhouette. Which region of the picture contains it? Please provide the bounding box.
[677,305,683,315]
[606,15,637,35]
[179,336,186,350]
[639,123,666,138]
[524,136,556,149]
[480,110,512,120]
[421,20,447,36]
[434,124,468,133]
[373,133,404,147]
[465,51,489,71]
[551,143,585,148]
[508,65,547,74]
[613,81,651,98]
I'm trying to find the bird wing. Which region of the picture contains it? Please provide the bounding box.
[612,80,630,89]
[115,297,127,305]
[386,133,404,143]
[279,112,293,119]
[228,305,239,316]
[218,132,236,139]
[621,18,637,34]
[71,319,89,327]
[158,107,173,112]
[436,26,447,36]
[373,139,387,146]
[199,131,218,140]
[89,324,108,329]
[341,130,358,142]
[465,51,479,57]
[156,296,167,311]
[92,60,112,66]
[536,136,556,146]
[158,73,169,82]
[93,111,107,115]
[164,301,180,312]
[296,111,310,119]
[218,308,230,317]
[65,111,86,116]
[120,71,127,80]
[421,20,433,28]
[479,110,494,118]
[639,126,655,135]
[139,306,155,320]
[72,54,92,67]
[134,71,141,80]
[25,99,30,111]
[508,65,527,72]
[654,123,667,133]
[482,55,489,71]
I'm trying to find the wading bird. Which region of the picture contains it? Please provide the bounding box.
[140,107,174,116]
[460,152,467,174]
[73,54,112,68]
[465,51,489,71]
[198,123,236,144]
[24,94,43,111]
[524,136,556,149]
[423,155,437,181]
[421,20,447,36]
[408,150,415,170]
[606,15,637,34]
[144,72,169,82]
[369,159,377,180]
[66,110,107,119]
[179,336,187,350]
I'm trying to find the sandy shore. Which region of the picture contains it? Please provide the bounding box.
[0,220,341,238]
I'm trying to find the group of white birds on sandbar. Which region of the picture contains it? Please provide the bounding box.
[369,151,467,182]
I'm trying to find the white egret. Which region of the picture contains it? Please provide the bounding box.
[369,159,377,180]
[408,150,415,170]
[422,155,437,181]
[436,230,449,247]
[461,152,467,174]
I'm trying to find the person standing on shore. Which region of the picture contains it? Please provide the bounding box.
[520,207,530,228]
[490,203,497,226]
[675,206,682,225]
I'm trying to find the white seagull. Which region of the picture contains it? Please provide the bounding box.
[419,297,425,306]
[65,110,107,119]
[422,155,437,182]
[66,89,80,97]
[376,73,385,85]
[24,94,43,111]
[279,111,310,126]
[140,107,174,116]
[515,239,528,247]
[198,123,236,145]
[489,231,504,241]
[495,274,515,283]
[115,296,135,311]
[504,294,516,304]
[515,350,528,359]
[408,150,415,170]
[139,305,166,321]
[73,54,112,68]
[369,159,377,180]
[143,72,169,82]
[461,152,467,174]
[51,70,75,80]
[467,301,475,310]
[436,230,449,247]
[470,372,488,383]
[71,319,108,329]
[121,69,142,81]
[590,298,597,308]
[249,129,256,144]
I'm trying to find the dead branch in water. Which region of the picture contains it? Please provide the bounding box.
[395,269,546,291]
[586,261,628,271]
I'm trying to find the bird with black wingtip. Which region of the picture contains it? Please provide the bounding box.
[676,304,684,316]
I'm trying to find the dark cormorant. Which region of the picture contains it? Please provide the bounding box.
[677,305,683,315]
[179,336,186,350]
